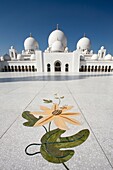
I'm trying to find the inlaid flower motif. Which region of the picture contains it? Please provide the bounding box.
[30,104,80,130]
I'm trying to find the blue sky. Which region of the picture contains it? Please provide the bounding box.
[0,0,113,55]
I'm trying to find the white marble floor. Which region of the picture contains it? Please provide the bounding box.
[0,72,113,170]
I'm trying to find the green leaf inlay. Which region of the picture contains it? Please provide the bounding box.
[22,111,43,127]
[40,128,90,163]
[43,99,53,103]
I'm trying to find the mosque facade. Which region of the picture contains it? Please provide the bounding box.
[0,27,113,73]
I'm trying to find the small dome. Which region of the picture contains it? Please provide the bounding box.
[101,46,104,50]
[3,54,11,61]
[11,46,14,49]
[17,54,24,61]
[65,47,68,52]
[22,50,24,54]
[48,29,67,48]
[77,36,91,50]
[91,54,98,60]
[104,54,112,60]
[1,56,4,61]
[30,54,36,60]
[90,50,93,54]
[51,40,64,52]
[24,35,39,51]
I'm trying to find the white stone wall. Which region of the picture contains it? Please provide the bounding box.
[2,61,36,67]
[0,61,2,71]
[0,50,113,72]
[1,61,37,72]
[43,52,74,72]
[0,51,80,72]
[81,60,113,68]
[35,50,43,72]
[80,60,113,72]
[72,50,81,72]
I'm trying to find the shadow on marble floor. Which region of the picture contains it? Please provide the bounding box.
[0,73,113,82]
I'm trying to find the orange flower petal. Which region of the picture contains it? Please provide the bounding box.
[60,115,80,126]
[30,111,50,115]
[40,106,51,111]
[54,117,69,130]
[34,115,54,126]
[61,112,80,116]
[62,106,73,112]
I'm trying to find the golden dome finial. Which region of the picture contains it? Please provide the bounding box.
[84,33,86,37]
[57,24,59,30]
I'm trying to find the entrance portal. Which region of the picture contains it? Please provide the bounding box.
[54,61,61,72]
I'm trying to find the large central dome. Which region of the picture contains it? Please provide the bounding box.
[51,40,64,52]
[48,29,67,48]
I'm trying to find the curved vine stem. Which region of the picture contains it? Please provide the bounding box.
[48,122,51,132]
[58,98,61,105]
[25,143,41,156]
[62,162,70,170]
[42,125,48,133]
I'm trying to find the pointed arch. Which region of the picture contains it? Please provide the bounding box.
[54,61,61,72]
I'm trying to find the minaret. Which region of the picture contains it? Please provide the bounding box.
[9,46,17,60]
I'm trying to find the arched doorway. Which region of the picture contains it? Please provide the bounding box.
[47,64,51,72]
[65,64,69,72]
[95,66,97,72]
[29,66,31,72]
[85,65,87,72]
[81,65,84,72]
[22,66,24,72]
[4,66,7,72]
[88,66,90,72]
[11,66,14,72]
[105,66,107,72]
[32,66,35,72]
[108,66,111,72]
[15,66,17,72]
[54,61,61,72]
[91,66,94,72]
[18,66,21,72]
[8,66,11,72]
[98,66,101,72]
[25,66,28,72]
[102,66,104,72]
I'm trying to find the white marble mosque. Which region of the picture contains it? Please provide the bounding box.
[0,26,113,72]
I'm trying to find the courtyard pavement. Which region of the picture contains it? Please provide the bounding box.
[0,72,113,170]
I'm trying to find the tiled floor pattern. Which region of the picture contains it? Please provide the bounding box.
[0,72,113,170]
